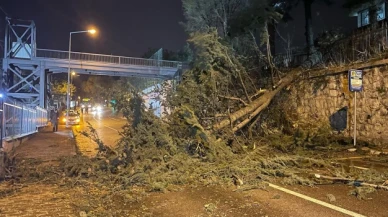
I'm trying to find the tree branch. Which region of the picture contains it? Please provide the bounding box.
[218,95,248,106]
[250,89,267,100]
[224,51,252,103]
[213,69,299,131]
[232,99,270,132]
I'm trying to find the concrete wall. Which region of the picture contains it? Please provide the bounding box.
[289,66,388,145]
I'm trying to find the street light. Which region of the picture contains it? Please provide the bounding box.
[66,29,96,128]
[71,71,76,88]
[70,71,76,109]
[0,93,3,149]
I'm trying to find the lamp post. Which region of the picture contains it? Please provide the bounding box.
[70,71,75,110]
[0,93,3,149]
[66,29,96,128]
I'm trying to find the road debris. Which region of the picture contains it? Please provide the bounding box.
[314,174,388,191]
[326,194,336,202]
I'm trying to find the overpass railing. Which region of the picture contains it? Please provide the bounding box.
[35,49,182,68]
[1,101,48,141]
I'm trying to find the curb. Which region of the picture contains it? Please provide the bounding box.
[71,125,98,157]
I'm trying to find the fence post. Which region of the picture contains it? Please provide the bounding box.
[21,106,24,135]
[12,105,16,136]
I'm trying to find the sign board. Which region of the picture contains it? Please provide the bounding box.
[348,69,363,92]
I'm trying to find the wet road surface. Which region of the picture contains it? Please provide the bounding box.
[74,108,126,148]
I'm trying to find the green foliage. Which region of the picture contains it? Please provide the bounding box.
[229,0,282,40]
[51,81,76,95]
[349,186,376,200]
[81,76,116,101]
[182,0,249,37]
[315,28,345,48]
[128,93,144,128]
[79,122,115,156]
[292,124,332,149]
[169,29,260,130]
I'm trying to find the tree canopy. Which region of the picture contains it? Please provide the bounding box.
[51,81,76,96]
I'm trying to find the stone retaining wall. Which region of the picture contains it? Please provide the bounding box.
[289,66,388,145]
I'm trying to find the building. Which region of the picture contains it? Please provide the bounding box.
[348,0,387,27]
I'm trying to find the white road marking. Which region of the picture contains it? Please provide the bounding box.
[266,182,366,217]
[104,125,119,132]
[92,116,120,132]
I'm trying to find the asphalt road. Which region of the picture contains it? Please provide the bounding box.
[77,108,127,148]
[65,108,388,216]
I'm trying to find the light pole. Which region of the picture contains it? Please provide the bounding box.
[70,71,76,110]
[0,93,3,149]
[66,29,96,128]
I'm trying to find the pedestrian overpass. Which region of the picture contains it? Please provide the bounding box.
[0,17,184,141]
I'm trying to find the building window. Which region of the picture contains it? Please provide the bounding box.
[360,9,369,26]
[357,2,386,27]
[377,2,385,21]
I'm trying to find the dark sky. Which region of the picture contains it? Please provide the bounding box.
[1,0,187,57]
[1,0,357,57]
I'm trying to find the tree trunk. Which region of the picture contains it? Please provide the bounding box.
[268,20,276,55]
[369,4,377,27]
[213,56,388,132]
[213,68,301,131]
[304,0,315,55]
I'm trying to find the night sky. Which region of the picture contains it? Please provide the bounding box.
[1,0,357,57]
[1,0,187,57]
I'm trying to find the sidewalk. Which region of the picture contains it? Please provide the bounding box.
[14,125,76,162]
[0,125,78,217]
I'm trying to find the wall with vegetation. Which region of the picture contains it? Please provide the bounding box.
[288,66,388,145]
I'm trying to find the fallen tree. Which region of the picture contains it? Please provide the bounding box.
[213,69,300,132]
[212,56,388,133]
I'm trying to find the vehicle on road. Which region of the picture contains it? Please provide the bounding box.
[92,104,103,112]
[59,110,81,125]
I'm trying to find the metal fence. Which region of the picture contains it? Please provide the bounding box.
[1,101,48,141]
[323,23,388,65]
[35,49,182,68]
[274,21,388,69]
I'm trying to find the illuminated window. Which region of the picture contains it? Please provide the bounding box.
[377,2,385,21]
[360,10,369,26]
[358,2,386,27]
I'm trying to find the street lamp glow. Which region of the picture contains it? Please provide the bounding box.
[66,29,98,128]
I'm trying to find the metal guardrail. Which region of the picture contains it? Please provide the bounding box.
[274,22,388,68]
[35,49,182,68]
[2,101,48,141]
